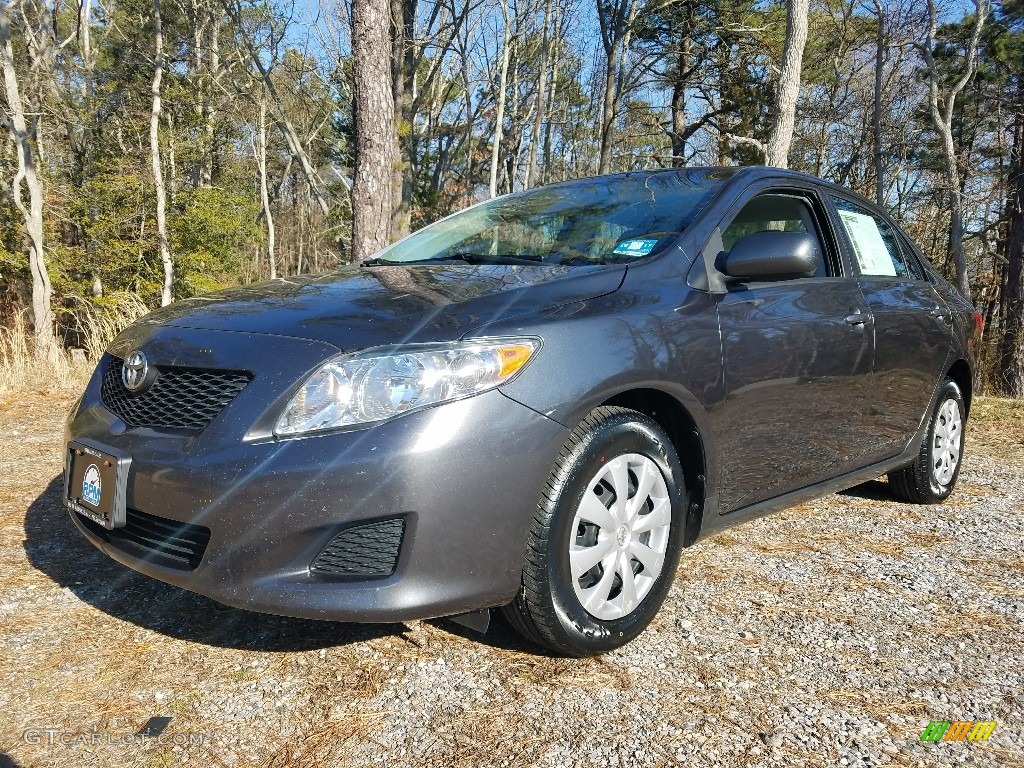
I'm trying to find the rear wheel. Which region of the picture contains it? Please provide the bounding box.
[502,406,686,656]
[888,378,966,504]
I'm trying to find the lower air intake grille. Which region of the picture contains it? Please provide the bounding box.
[77,508,211,571]
[311,519,405,577]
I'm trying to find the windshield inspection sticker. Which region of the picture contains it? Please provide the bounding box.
[613,238,660,257]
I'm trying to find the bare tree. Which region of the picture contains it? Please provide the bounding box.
[596,0,638,174]
[525,0,552,189]
[764,0,810,167]
[351,0,397,259]
[917,0,988,298]
[252,86,276,279]
[872,0,885,205]
[188,0,223,187]
[225,0,340,221]
[489,0,512,197]
[999,85,1024,396]
[150,0,173,306]
[0,1,57,359]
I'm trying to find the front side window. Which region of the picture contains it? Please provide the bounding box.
[722,193,828,277]
[832,197,924,280]
[372,170,731,266]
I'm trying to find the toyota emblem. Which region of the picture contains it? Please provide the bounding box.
[122,350,149,392]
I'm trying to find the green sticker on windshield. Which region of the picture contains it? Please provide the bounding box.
[613,238,659,257]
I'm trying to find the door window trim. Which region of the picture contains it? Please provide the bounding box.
[689,184,846,293]
[827,192,930,283]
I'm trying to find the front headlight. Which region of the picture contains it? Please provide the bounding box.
[274,338,541,436]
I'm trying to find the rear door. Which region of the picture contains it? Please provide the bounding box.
[829,195,952,461]
[713,186,875,513]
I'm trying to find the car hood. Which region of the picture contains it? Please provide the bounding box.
[136,263,626,350]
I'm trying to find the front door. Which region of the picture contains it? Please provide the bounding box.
[713,190,875,513]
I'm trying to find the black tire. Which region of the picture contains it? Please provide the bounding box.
[888,378,966,504]
[502,406,687,656]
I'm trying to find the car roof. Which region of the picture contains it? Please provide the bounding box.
[540,165,887,218]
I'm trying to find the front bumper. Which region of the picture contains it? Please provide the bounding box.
[65,329,569,622]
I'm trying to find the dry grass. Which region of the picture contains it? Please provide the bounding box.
[0,313,83,397]
[61,292,150,362]
[0,294,148,398]
[969,396,1024,466]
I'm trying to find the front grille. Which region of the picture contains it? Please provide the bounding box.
[311,519,405,577]
[77,508,211,571]
[101,356,251,433]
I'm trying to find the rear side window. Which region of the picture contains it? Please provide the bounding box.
[722,194,828,277]
[832,197,924,280]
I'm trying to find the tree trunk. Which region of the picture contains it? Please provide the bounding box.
[199,9,220,187]
[999,104,1024,397]
[0,4,57,361]
[525,0,552,189]
[765,0,810,168]
[255,90,276,279]
[489,0,511,198]
[872,0,885,206]
[150,0,173,306]
[167,111,177,201]
[542,21,560,185]
[598,44,619,175]
[79,0,94,98]
[390,0,416,240]
[597,0,636,175]
[460,23,474,202]
[670,34,693,167]
[505,38,521,193]
[352,0,397,260]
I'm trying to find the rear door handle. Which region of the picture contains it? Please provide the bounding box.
[930,307,952,324]
[845,311,867,326]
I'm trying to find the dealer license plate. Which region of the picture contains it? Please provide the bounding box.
[64,440,131,529]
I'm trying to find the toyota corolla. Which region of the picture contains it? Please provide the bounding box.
[63,166,980,656]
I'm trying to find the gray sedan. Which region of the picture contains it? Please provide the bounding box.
[63,166,980,656]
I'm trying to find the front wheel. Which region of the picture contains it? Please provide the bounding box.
[502,407,686,656]
[888,378,966,504]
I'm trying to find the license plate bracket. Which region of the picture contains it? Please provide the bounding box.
[64,439,131,529]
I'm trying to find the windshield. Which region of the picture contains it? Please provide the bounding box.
[371,169,731,266]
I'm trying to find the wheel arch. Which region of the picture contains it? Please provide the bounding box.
[600,387,706,546]
[946,358,973,417]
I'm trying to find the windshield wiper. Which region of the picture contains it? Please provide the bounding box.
[557,254,612,266]
[364,252,547,267]
[446,252,548,265]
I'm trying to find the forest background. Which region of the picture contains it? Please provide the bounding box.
[1,0,1022,395]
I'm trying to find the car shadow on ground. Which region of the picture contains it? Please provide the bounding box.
[24,475,541,655]
[0,751,21,768]
[838,479,894,501]
[24,475,402,652]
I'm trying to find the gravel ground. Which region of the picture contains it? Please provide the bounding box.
[0,388,1022,768]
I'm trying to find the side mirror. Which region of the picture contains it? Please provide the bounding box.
[721,231,819,281]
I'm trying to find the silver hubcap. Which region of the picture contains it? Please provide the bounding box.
[569,453,672,621]
[932,398,962,487]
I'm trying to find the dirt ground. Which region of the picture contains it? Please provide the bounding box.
[0,384,1022,768]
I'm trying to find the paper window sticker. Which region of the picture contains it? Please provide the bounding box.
[839,211,897,277]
